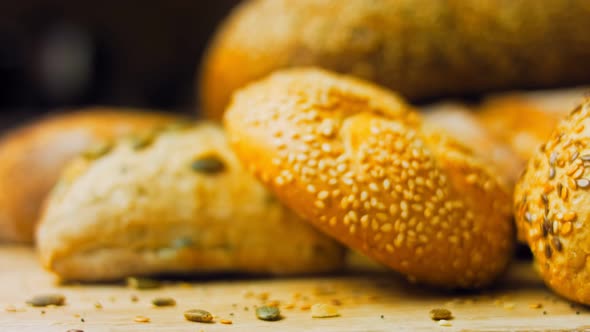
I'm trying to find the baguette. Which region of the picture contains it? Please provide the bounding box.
[200,0,590,120]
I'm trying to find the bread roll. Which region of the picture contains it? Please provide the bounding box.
[37,123,345,281]
[200,0,590,120]
[422,103,522,187]
[514,101,590,304]
[0,108,180,243]
[479,87,589,163]
[224,68,514,288]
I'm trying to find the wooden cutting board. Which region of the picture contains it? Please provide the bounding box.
[0,245,588,332]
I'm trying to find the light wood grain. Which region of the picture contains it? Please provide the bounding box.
[0,246,588,331]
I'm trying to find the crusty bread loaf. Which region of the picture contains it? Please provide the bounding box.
[200,0,590,120]
[36,123,345,281]
[0,108,180,243]
[479,87,589,163]
[422,103,522,188]
[224,68,514,288]
[514,100,590,305]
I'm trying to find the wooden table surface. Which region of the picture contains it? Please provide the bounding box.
[0,245,588,332]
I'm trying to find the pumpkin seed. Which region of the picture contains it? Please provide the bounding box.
[256,305,281,321]
[82,142,112,160]
[184,309,213,323]
[191,156,225,174]
[430,308,453,321]
[126,277,161,290]
[130,133,154,150]
[151,297,176,307]
[26,294,65,307]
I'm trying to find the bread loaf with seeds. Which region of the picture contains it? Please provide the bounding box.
[36,123,345,281]
[514,101,590,304]
[0,109,180,244]
[224,68,514,288]
[200,0,590,120]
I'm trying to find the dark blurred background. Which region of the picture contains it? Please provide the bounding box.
[0,0,239,129]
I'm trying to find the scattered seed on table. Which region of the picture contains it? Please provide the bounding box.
[151,297,176,307]
[134,315,150,323]
[184,309,214,323]
[126,277,161,290]
[220,319,233,324]
[430,308,452,321]
[529,303,543,309]
[94,302,103,309]
[130,295,139,302]
[300,304,311,310]
[4,305,17,312]
[256,305,281,321]
[311,303,340,318]
[503,302,516,310]
[26,294,66,307]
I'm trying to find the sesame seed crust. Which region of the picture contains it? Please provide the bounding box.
[225,68,514,288]
[515,100,590,305]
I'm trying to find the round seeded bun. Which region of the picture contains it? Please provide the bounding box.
[478,87,589,163]
[224,68,514,288]
[200,0,590,120]
[515,101,590,304]
[37,123,345,281]
[0,108,180,243]
[422,103,522,188]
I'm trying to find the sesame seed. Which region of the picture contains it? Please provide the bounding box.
[376,213,388,222]
[561,222,573,235]
[568,177,577,190]
[524,212,533,223]
[561,187,569,200]
[549,167,556,179]
[576,178,590,188]
[563,212,577,221]
[314,200,326,209]
[317,191,329,200]
[369,183,380,192]
[550,152,558,165]
[571,151,580,162]
[381,223,393,232]
[581,154,590,161]
[541,194,548,205]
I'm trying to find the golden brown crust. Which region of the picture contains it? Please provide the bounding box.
[37,123,344,281]
[201,0,590,120]
[224,68,514,288]
[422,103,522,188]
[478,87,589,163]
[514,100,590,305]
[0,108,180,243]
